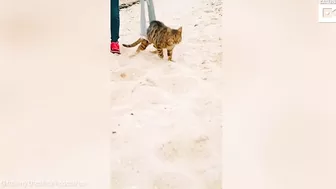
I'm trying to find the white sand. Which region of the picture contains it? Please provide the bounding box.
[110,0,222,188]
[0,0,222,188]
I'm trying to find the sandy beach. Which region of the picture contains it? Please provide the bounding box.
[109,0,222,188]
[0,0,221,188]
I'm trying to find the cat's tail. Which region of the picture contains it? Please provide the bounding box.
[122,38,143,48]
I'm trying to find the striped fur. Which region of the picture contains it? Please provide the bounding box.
[122,20,182,61]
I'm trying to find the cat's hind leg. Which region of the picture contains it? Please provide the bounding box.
[129,39,150,58]
[150,44,158,54]
[150,50,158,54]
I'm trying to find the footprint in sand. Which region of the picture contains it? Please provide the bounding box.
[199,166,222,189]
[152,172,195,189]
[110,83,134,105]
[110,171,145,189]
[110,171,125,188]
[131,84,173,105]
[204,180,222,189]
[110,67,147,81]
[156,135,211,162]
[110,157,152,188]
[155,76,199,94]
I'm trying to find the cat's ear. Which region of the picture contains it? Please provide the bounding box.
[178,26,182,33]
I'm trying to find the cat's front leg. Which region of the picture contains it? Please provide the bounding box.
[157,48,164,59]
[167,47,175,62]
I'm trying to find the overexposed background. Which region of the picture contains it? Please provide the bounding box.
[222,0,336,189]
[0,0,111,188]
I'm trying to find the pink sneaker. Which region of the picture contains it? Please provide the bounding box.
[110,42,120,54]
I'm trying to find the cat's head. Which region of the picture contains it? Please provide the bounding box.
[173,26,182,44]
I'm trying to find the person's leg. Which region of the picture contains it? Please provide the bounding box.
[110,0,120,42]
[110,0,120,53]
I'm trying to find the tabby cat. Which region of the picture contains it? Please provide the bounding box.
[122,20,182,62]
